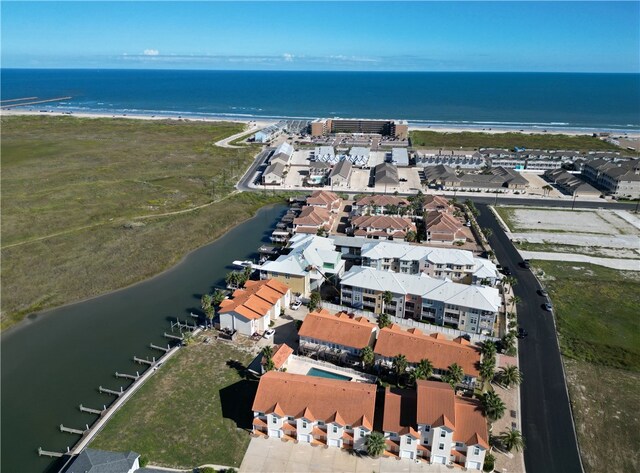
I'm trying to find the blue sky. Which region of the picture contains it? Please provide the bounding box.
[2,1,639,72]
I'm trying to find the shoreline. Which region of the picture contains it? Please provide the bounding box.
[0,201,286,337]
[3,108,639,138]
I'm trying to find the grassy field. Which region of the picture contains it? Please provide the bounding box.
[532,261,640,473]
[91,336,257,468]
[515,241,640,259]
[409,130,624,152]
[0,116,286,329]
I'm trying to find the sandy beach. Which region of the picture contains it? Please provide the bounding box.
[2,108,639,138]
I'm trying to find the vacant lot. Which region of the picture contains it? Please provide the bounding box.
[409,130,623,152]
[515,241,640,260]
[532,261,640,473]
[1,116,285,329]
[91,336,256,468]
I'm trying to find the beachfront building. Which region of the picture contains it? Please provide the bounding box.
[374,162,399,187]
[328,159,353,188]
[259,234,345,298]
[293,206,335,235]
[271,142,294,164]
[374,325,481,386]
[219,279,291,337]
[416,150,485,169]
[310,118,409,140]
[298,309,377,362]
[252,371,377,450]
[382,380,488,469]
[582,158,640,199]
[351,195,411,217]
[424,211,467,244]
[340,266,501,335]
[253,123,284,143]
[305,190,342,212]
[350,215,417,241]
[543,169,601,197]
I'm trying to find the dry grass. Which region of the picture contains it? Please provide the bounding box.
[0,116,284,329]
[91,336,257,468]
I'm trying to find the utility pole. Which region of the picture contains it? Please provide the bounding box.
[572,192,577,211]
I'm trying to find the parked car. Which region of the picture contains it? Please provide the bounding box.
[290,301,302,310]
[263,329,276,339]
[543,302,553,312]
[538,289,548,297]
[502,266,512,275]
[520,260,531,269]
[517,327,528,338]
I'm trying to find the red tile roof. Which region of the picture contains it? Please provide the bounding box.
[352,215,416,233]
[262,343,294,370]
[425,211,466,241]
[374,325,481,377]
[219,279,289,320]
[252,372,376,429]
[382,387,420,437]
[294,206,334,227]
[307,191,341,210]
[453,397,489,449]
[355,195,410,208]
[416,381,456,428]
[299,309,376,350]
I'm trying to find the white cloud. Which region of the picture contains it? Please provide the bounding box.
[143,49,159,56]
[282,53,294,62]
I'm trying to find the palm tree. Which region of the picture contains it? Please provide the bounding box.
[410,358,433,385]
[482,227,494,239]
[382,291,394,315]
[364,431,386,458]
[204,306,215,327]
[501,332,516,354]
[508,295,522,307]
[502,275,518,288]
[479,357,496,384]
[500,365,523,388]
[378,312,392,329]
[392,354,408,384]
[443,363,464,389]
[308,291,322,311]
[225,271,240,289]
[201,294,213,313]
[480,341,497,360]
[212,289,226,307]
[360,346,375,369]
[500,428,525,452]
[262,346,275,372]
[481,391,506,423]
[405,230,417,242]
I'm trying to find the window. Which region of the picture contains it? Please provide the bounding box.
[439,443,444,450]
[474,447,480,455]
[406,437,412,445]
[440,431,446,438]
[346,425,351,430]
[287,416,294,421]
[302,421,307,428]
[456,442,464,448]
[361,428,366,436]
[424,426,431,432]
[318,421,325,426]
[333,426,338,433]
[272,417,278,424]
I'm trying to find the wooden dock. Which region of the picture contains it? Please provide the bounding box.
[115,371,140,380]
[38,447,68,458]
[98,385,124,397]
[79,404,105,415]
[60,424,87,435]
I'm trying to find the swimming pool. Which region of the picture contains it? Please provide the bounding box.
[306,367,352,381]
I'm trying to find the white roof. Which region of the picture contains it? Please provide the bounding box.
[275,142,294,157]
[391,148,409,166]
[361,241,475,267]
[472,258,500,279]
[315,146,335,157]
[341,266,501,312]
[262,235,344,277]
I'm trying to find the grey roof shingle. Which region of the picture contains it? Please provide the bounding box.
[66,449,139,473]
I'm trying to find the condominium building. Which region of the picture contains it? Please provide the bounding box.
[293,206,335,234]
[582,158,640,199]
[543,169,601,197]
[382,380,488,469]
[328,159,353,188]
[374,325,481,386]
[298,309,377,362]
[340,266,501,335]
[424,211,467,244]
[305,190,342,212]
[352,195,411,216]
[310,118,408,140]
[260,234,345,297]
[252,371,377,450]
[350,215,417,241]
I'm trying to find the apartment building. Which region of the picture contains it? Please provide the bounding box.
[425,211,467,244]
[352,195,411,216]
[310,118,408,140]
[582,158,640,199]
[416,150,485,169]
[298,309,377,362]
[219,279,291,336]
[422,195,453,213]
[374,325,481,386]
[252,371,377,450]
[382,380,488,469]
[350,215,417,241]
[340,266,501,335]
[260,234,345,297]
[306,190,342,212]
[293,206,335,234]
[328,159,353,187]
[543,169,601,197]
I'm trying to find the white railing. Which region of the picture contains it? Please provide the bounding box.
[321,302,499,343]
[290,354,378,383]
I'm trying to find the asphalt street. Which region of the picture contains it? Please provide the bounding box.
[476,203,583,473]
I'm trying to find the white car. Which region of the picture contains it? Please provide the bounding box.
[263,329,275,339]
[290,301,302,310]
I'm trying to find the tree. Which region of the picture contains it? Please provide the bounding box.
[405,230,417,243]
[365,431,386,458]
[500,365,523,388]
[481,391,506,423]
[482,227,493,239]
[308,291,322,311]
[410,358,434,385]
[382,291,394,315]
[201,294,213,313]
[212,288,226,307]
[542,185,553,197]
[377,312,392,329]
[443,363,464,389]
[508,295,521,307]
[479,357,496,383]
[392,354,408,384]
[502,275,518,288]
[316,226,327,237]
[500,428,525,452]
[360,346,375,369]
[501,332,517,355]
[225,271,241,289]
[204,306,215,326]
[480,341,497,361]
[262,346,275,372]
[482,453,495,472]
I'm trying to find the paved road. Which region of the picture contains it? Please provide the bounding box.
[236,148,273,191]
[476,204,583,473]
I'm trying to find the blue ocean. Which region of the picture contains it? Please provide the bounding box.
[2,69,639,132]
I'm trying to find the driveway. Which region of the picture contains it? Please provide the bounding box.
[240,436,453,473]
[475,203,583,473]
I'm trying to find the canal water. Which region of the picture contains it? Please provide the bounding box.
[0,204,287,473]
